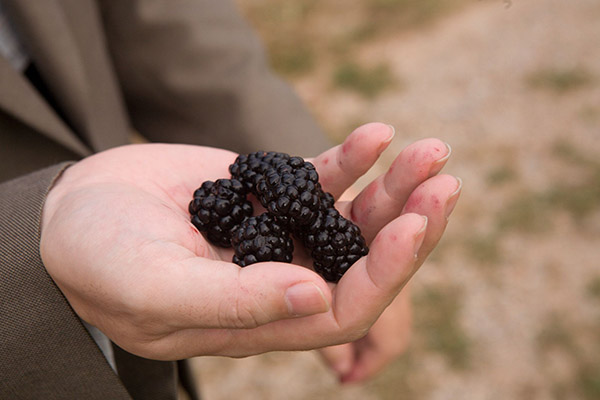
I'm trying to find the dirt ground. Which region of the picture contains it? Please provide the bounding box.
[191,0,600,398]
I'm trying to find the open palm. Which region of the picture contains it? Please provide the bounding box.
[40,123,460,366]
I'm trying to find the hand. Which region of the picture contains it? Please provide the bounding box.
[315,124,461,383]
[40,123,458,361]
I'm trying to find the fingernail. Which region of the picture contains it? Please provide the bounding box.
[285,282,330,317]
[445,177,462,220]
[385,124,396,143]
[414,216,428,259]
[428,142,452,177]
[378,125,396,155]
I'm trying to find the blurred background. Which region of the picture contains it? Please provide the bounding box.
[192,0,600,398]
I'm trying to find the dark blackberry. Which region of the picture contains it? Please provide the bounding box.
[229,151,290,193]
[190,150,368,282]
[189,179,253,247]
[255,156,323,227]
[320,191,336,209]
[231,213,294,267]
[297,208,369,283]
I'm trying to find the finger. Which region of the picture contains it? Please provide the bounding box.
[312,123,395,199]
[332,213,427,332]
[345,138,451,242]
[341,289,412,383]
[402,174,462,263]
[318,343,355,377]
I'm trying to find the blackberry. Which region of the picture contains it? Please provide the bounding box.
[229,151,290,193]
[297,208,369,283]
[320,191,336,210]
[231,213,294,267]
[190,150,369,282]
[189,179,253,247]
[255,156,323,227]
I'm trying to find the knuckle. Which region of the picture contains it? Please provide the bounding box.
[233,303,262,328]
[218,278,271,329]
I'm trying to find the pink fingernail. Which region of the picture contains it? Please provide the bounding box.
[445,177,462,220]
[428,142,452,177]
[385,125,396,143]
[377,125,396,155]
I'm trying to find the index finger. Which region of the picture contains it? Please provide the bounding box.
[311,123,395,199]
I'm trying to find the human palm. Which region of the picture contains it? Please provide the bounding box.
[41,123,460,374]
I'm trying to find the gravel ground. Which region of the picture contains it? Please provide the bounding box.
[191,1,600,398]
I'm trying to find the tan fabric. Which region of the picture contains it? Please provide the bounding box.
[0,0,331,398]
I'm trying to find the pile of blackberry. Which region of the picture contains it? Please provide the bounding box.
[189,151,368,282]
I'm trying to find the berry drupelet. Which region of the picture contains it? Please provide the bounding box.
[231,213,294,267]
[189,178,253,247]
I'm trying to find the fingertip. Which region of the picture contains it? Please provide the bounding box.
[372,213,428,249]
[384,138,451,195]
[393,213,428,260]
[335,357,354,377]
[366,213,428,290]
[322,344,355,376]
[336,122,395,178]
[402,174,461,215]
[386,124,396,142]
[315,122,395,198]
[428,140,452,177]
[343,122,395,158]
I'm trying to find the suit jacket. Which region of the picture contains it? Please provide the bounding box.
[0,1,330,398]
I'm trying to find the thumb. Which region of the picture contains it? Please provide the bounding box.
[156,259,332,330]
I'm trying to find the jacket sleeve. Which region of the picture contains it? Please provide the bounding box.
[0,164,132,399]
[97,0,332,157]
